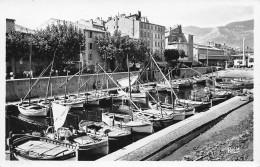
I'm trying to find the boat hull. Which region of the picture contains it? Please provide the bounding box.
[102,113,153,134]
[76,137,109,161]
[8,134,77,161]
[18,104,48,117]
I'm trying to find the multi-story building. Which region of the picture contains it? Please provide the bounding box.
[38,18,105,72]
[105,11,165,60]
[78,17,106,31]
[193,43,228,67]
[165,25,194,65]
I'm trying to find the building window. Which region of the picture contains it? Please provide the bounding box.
[158,42,160,47]
[155,34,157,39]
[144,32,146,37]
[151,25,153,30]
[155,41,157,47]
[89,43,93,50]
[151,41,153,47]
[88,53,93,60]
[89,31,92,38]
[140,23,143,29]
[147,24,149,30]
[148,32,149,38]
[140,31,143,37]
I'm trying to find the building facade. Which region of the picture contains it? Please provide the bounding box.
[165,25,194,64]
[193,44,227,67]
[105,11,165,60]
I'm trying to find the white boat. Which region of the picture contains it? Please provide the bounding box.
[148,101,195,116]
[78,120,131,141]
[157,82,179,90]
[17,102,49,117]
[117,90,147,98]
[53,96,86,108]
[102,112,154,134]
[139,85,155,93]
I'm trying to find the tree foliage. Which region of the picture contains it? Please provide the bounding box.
[179,49,186,58]
[6,30,30,60]
[95,30,148,71]
[33,22,85,65]
[164,49,180,63]
[152,50,162,61]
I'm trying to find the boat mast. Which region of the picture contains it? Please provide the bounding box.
[150,53,178,101]
[64,69,69,101]
[29,39,32,105]
[45,51,56,103]
[169,71,174,108]
[78,62,81,97]
[127,54,133,120]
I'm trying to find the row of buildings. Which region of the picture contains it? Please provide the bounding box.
[6,11,248,76]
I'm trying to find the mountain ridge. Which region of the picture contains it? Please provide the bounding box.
[182,19,254,48]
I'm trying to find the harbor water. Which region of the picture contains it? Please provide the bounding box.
[6,83,209,160]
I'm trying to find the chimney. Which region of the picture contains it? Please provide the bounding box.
[138,11,141,19]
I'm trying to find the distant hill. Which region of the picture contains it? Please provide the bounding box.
[182,19,254,48]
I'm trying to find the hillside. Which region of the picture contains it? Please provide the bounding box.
[182,20,254,48]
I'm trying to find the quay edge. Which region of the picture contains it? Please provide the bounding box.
[97,96,252,161]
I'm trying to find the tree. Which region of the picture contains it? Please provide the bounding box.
[164,49,180,65]
[95,30,148,71]
[179,49,186,58]
[33,22,85,69]
[152,50,162,61]
[6,30,31,75]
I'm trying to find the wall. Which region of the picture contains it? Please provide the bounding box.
[6,71,140,102]
[6,67,216,102]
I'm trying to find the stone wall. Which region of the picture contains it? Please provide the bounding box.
[6,67,216,102]
[6,71,140,102]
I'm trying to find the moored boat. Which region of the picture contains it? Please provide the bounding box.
[78,120,131,141]
[7,134,77,161]
[17,102,49,117]
[102,112,154,134]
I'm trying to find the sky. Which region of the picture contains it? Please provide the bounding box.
[1,0,256,30]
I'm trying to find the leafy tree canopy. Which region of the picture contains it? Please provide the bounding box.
[33,22,85,65]
[6,30,30,60]
[164,49,180,63]
[95,30,148,70]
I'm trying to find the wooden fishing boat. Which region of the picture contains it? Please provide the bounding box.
[148,101,195,116]
[17,101,49,117]
[45,103,109,160]
[139,85,155,93]
[78,120,131,141]
[7,134,77,161]
[73,133,109,160]
[133,110,174,128]
[52,96,86,108]
[102,112,154,134]
[157,82,179,90]
[117,90,147,98]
